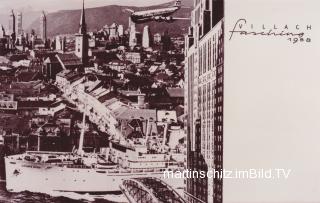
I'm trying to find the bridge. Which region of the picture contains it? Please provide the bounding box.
[120,177,186,203]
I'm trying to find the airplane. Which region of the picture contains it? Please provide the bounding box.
[125,0,189,24]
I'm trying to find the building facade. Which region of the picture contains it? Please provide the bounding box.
[184,0,224,203]
[0,93,18,111]
[125,52,142,64]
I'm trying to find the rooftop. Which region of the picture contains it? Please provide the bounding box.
[44,56,60,64]
[115,108,157,121]
[166,87,184,98]
[56,53,82,67]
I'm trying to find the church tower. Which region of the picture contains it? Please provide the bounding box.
[75,0,89,66]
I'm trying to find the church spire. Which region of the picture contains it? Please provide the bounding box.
[79,0,87,34]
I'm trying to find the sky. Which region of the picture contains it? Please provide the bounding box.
[0,0,173,12]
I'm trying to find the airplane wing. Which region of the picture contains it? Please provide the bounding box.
[123,8,135,13]
[172,17,191,20]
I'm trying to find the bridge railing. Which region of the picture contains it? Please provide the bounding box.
[121,177,186,203]
[120,178,160,203]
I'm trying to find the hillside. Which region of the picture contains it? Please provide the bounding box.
[27,2,192,37]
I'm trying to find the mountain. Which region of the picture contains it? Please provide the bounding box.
[27,1,192,38]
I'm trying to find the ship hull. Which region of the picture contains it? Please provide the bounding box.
[5,157,183,194]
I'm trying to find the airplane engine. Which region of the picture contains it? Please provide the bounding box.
[165,16,173,22]
[153,16,161,21]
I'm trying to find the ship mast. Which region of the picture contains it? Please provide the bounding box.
[78,110,86,156]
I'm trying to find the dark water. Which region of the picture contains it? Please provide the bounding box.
[0,182,122,203]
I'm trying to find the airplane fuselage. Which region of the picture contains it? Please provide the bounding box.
[131,7,180,23]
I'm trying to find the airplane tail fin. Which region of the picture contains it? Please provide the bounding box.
[174,0,182,7]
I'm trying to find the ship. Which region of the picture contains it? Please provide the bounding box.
[4,110,185,194]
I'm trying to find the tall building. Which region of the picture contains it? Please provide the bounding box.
[184,0,224,203]
[0,25,5,37]
[154,33,162,44]
[75,0,89,65]
[162,30,172,51]
[129,24,137,48]
[109,23,119,40]
[17,12,23,35]
[56,36,66,53]
[118,25,124,36]
[142,26,151,48]
[8,10,15,35]
[40,11,47,42]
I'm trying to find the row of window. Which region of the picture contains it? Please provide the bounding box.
[215,135,222,143]
[198,30,223,76]
[215,145,222,152]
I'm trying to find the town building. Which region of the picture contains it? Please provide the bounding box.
[38,101,67,117]
[30,49,57,60]
[184,0,224,203]
[0,93,18,111]
[55,70,83,95]
[56,53,83,71]
[125,52,142,64]
[42,56,63,81]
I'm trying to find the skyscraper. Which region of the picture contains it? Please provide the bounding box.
[184,0,224,203]
[129,24,137,48]
[17,12,23,36]
[1,25,5,37]
[118,25,124,36]
[56,36,66,53]
[142,26,151,48]
[8,10,15,35]
[109,23,118,40]
[75,0,89,66]
[154,33,162,44]
[162,30,172,51]
[40,11,47,42]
